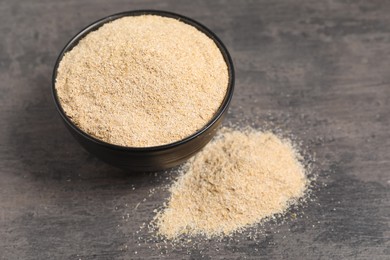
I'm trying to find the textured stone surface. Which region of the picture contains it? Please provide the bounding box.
[0,0,389,259]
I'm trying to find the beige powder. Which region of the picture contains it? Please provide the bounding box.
[154,128,308,239]
[55,15,228,147]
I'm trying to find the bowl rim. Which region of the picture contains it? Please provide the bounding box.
[52,9,235,152]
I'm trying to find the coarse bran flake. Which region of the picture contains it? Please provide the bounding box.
[154,128,308,239]
[55,15,228,147]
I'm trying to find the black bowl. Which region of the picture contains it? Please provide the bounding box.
[52,10,235,172]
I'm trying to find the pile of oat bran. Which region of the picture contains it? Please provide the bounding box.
[154,128,308,239]
[55,15,228,147]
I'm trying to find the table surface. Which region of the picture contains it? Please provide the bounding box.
[1,0,389,259]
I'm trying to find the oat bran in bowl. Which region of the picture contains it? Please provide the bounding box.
[52,10,234,171]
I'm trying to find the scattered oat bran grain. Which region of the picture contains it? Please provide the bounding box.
[55,15,229,147]
[154,128,308,239]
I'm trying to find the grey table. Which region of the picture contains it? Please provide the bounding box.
[1,0,389,259]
